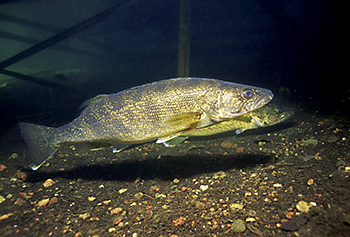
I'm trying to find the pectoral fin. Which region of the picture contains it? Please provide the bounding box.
[164,112,202,129]
[163,136,188,147]
[251,117,263,127]
[197,112,215,128]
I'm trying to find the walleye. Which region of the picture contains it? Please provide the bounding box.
[163,104,293,147]
[19,77,273,170]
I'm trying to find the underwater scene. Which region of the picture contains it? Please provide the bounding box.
[0,0,349,236]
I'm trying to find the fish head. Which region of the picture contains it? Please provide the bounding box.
[254,104,294,127]
[203,83,274,122]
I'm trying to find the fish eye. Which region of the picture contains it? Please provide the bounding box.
[242,89,254,99]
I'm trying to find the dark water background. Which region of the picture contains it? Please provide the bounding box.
[0,0,348,131]
[1,2,350,236]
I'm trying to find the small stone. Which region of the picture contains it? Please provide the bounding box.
[6,194,13,200]
[273,183,282,188]
[0,213,14,221]
[296,201,310,213]
[231,219,246,232]
[14,198,27,206]
[79,213,90,219]
[43,179,55,188]
[88,197,96,202]
[246,217,256,222]
[212,171,226,179]
[134,192,144,200]
[118,188,127,194]
[110,207,123,215]
[16,171,28,181]
[199,185,209,191]
[36,198,50,207]
[173,178,180,183]
[172,216,187,226]
[103,200,111,205]
[307,179,314,185]
[230,203,244,212]
[49,197,58,205]
[0,164,7,171]
[108,227,116,232]
[0,196,5,203]
[114,217,123,225]
[155,193,166,198]
[195,201,206,209]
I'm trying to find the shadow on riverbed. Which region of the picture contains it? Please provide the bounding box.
[24,153,272,183]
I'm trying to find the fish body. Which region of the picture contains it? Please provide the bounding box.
[19,77,273,170]
[164,104,293,147]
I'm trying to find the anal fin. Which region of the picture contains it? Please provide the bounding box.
[156,132,184,144]
[112,144,130,153]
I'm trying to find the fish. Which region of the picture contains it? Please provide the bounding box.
[163,104,293,147]
[19,77,273,170]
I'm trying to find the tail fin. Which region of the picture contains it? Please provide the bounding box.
[19,123,59,170]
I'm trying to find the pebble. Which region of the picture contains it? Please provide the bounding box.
[212,171,226,179]
[231,219,246,232]
[0,196,6,203]
[195,201,206,209]
[307,179,314,185]
[0,164,7,171]
[230,203,244,212]
[49,197,58,205]
[199,185,209,191]
[296,201,310,213]
[14,198,26,206]
[43,179,55,188]
[110,207,123,215]
[246,217,256,222]
[79,213,90,219]
[155,193,166,198]
[0,213,14,221]
[16,171,28,181]
[88,197,96,202]
[173,178,180,183]
[118,188,127,194]
[273,183,282,188]
[134,192,144,200]
[36,198,50,207]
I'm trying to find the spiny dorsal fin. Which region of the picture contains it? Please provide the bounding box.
[79,94,108,112]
